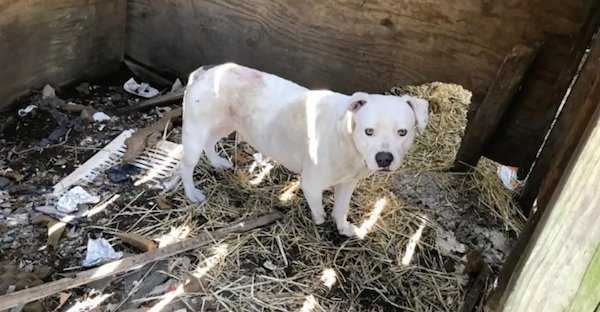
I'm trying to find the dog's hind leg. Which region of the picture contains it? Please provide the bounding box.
[181,122,207,203]
[204,126,234,169]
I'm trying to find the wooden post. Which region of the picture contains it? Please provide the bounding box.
[492,88,600,311]
[454,44,539,170]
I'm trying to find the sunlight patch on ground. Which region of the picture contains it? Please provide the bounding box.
[401,217,427,266]
[355,197,388,239]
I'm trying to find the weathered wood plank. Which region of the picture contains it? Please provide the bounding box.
[489,31,600,310]
[567,246,600,312]
[454,44,539,170]
[0,0,126,110]
[493,63,600,311]
[520,30,600,212]
[483,1,600,168]
[125,0,593,168]
[125,0,585,98]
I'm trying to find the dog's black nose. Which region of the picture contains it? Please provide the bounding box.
[375,152,394,168]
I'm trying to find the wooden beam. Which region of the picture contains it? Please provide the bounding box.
[0,0,126,111]
[488,31,600,309]
[520,31,600,213]
[484,0,600,168]
[454,44,539,170]
[490,75,600,311]
[0,212,283,311]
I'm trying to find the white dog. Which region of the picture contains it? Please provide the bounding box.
[180,63,428,237]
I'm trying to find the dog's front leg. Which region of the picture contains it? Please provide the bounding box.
[333,180,360,237]
[301,175,326,225]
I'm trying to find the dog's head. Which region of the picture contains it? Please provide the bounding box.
[343,92,428,172]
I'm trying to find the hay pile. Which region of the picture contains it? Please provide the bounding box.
[107,83,525,311]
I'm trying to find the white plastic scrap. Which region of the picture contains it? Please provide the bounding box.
[18,105,37,117]
[56,186,100,213]
[42,84,56,98]
[92,111,111,122]
[82,237,122,267]
[497,165,521,191]
[123,78,159,98]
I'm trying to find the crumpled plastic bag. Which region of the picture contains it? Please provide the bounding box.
[56,186,100,213]
[123,78,159,98]
[82,237,123,267]
[497,165,521,191]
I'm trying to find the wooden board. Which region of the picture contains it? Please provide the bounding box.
[520,30,600,212]
[455,44,539,170]
[126,0,585,97]
[0,0,126,111]
[496,101,600,312]
[489,33,600,311]
[126,0,593,168]
[484,2,600,168]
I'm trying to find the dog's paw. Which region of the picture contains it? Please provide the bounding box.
[337,222,366,239]
[185,188,206,203]
[210,157,233,170]
[312,213,326,225]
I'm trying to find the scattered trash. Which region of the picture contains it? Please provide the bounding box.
[107,164,140,183]
[82,237,122,267]
[53,130,134,195]
[497,165,521,190]
[116,231,157,252]
[171,78,183,92]
[56,186,100,214]
[42,84,56,99]
[123,78,159,98]
[17,105,37,117]
[92,112,111,122]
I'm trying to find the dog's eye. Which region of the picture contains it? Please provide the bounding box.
[365,128,374,136]
[397,129,407,136]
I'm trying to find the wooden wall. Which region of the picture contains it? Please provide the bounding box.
[126,0,592,167]
[0,0,126,110]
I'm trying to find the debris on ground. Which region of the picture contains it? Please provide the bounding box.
[116,231,157,252]
[82,237,123,267]
[0,75,524,311]
[56,186,100,214]
[92,111,112,123]
[123,78,160,98]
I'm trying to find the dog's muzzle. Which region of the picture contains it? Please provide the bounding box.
[375,152,394,168]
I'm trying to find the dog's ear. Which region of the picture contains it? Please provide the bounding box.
[348,92,369,112]
[407,97,429,134]
[342,93,368,134]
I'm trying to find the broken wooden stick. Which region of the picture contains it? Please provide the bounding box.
[0,212,283,310]
[122,107,182,163]
[118,88,184,114]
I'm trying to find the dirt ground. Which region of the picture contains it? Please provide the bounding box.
[0,70,521,312]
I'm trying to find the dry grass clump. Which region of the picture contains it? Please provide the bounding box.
[103,82,524,311]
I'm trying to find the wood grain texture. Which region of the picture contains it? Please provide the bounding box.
[0,0,126,110]
[489,32,600,310]
[455,44,539,169]
[484,1,600,167]
[126,0,583,97]
[125,0,592,167]
[498,103,600,311]
[521,31,600,212]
